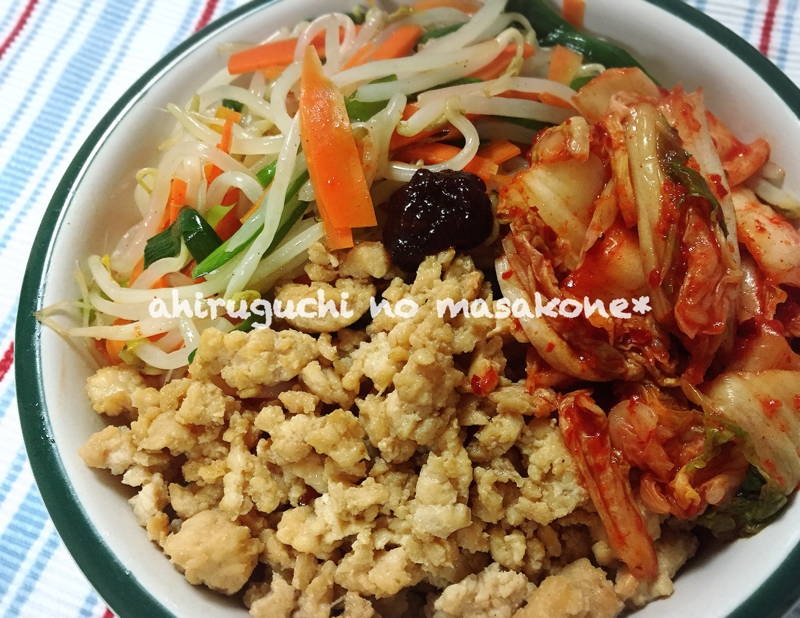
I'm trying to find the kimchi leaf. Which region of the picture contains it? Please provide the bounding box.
[656,116,728,235]
[696,466,787,539]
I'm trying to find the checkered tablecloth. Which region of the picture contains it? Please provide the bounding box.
[1,0,799,616]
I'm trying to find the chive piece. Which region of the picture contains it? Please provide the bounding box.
[205,204,234,228]
[177,208,223,264]
[187,349,197,364]
[417,23,463,46]
[143,208,223,270]
[345,6,367,25]
[346,98,391,123]
[570,75,594,90]
[505,0,658,84]
[345,75,397,122]
[222,98,244,113]
[427,77,483,91]
[192,229,261,280]
[192,170,311,279]
[256,161,278,188]
[233,314,259,332]
[267,194,308,254]
[143,222,182,269]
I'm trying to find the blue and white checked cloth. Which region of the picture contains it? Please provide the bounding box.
[1,0,800,616]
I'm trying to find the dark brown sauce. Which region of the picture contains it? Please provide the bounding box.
[382,169,493,270]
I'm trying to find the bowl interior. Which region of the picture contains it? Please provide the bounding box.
[24,0,800,616]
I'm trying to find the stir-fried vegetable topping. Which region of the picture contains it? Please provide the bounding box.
[657,115,728,236]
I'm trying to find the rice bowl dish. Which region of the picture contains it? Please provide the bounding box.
[17,0,800,617]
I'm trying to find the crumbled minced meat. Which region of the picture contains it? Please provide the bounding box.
[513,558,623,618]
[163,509,263,595]
[85,364,146,416]
[80,245,697,617]
[432,562,535,618]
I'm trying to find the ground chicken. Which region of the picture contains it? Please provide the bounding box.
[85,364,145,416]
[249,575,296,618]
[79,244,701,617]
[275,279,375,333]
[513,558,623,618]
[163,509,262,595]
[432,562,535,618]
[190,327,319,398]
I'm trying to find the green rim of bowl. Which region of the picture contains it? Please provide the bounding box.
[14,1,800,617]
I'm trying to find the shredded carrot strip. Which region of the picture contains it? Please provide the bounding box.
[477,139,522,165]
[311,182,353,250]
[327,227,354,250]
[547,45,583,85]
[104,318,130,364]
[499,90,575,109]
[214,206,242,241]
[216,110,241,154]
[468,43,536,81]
[369,25,423,61]
[413,0,483,13]
[129,257,145,285]
[158,178,187,231]
[215,106,241,121]
[342,25,422,70]
[394,143,499,184]
[341,43,375,70]
[562,0,586,29]
[299,46,376,233]
[220,187,239,207]
[538,91,576,109]
[128,259,168,290]
[104,338,125,364]
[389,104,466,150]
[260,64,288,80]
[204,163,223,186]
[229,33,325,75]
[499,90,543,102]
[228,27,360,74]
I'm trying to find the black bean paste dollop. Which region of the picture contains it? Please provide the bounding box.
[382,169,494,270]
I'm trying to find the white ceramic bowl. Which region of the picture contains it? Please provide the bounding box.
[16,1,800,617]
